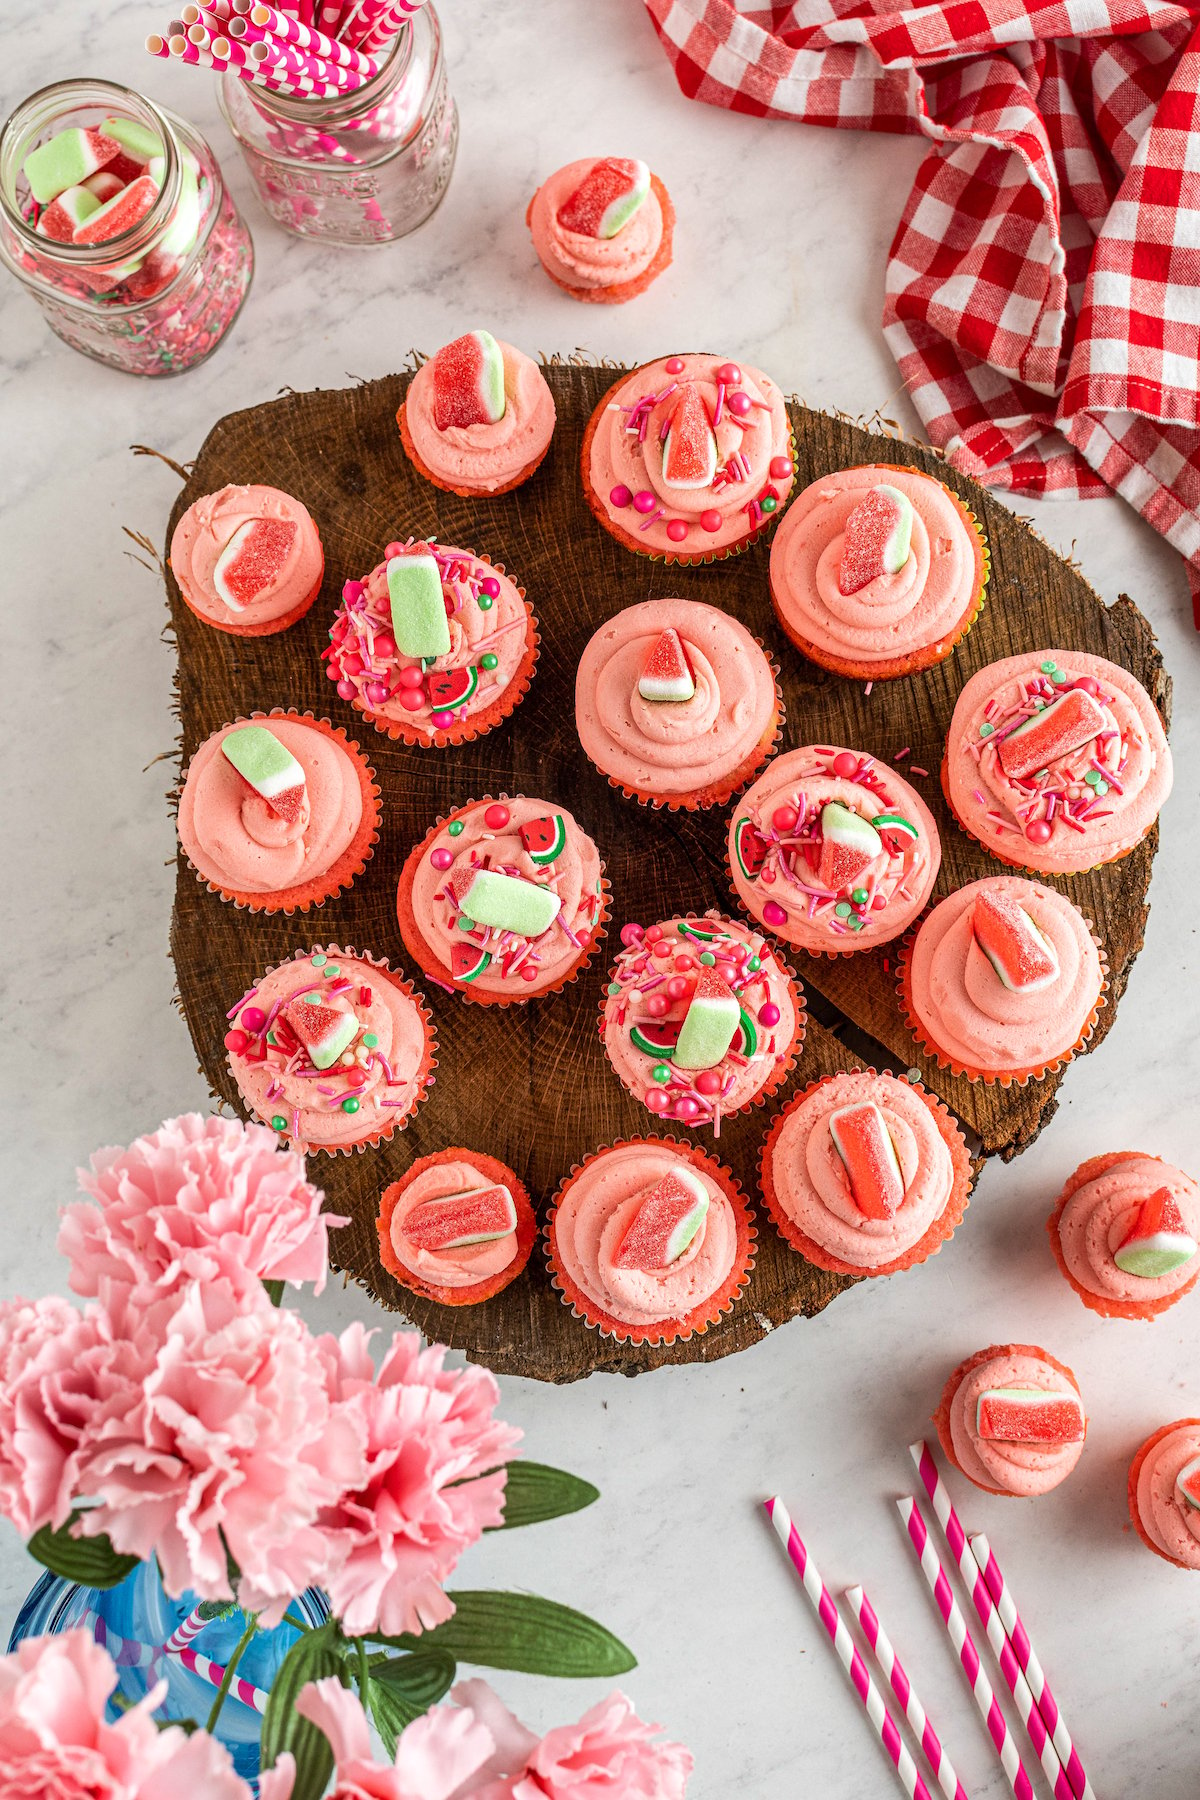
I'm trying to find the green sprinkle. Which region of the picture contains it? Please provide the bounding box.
[478,595,493,611]
[363,1032,379,1047]
[978,722,994,738]
[341,1097,360,1114]
[651,1064,672,1085]
[481,653,499,671]
[458,916,474,930]
[760,496,778,514]
[1035,770,1049,781]
[699,951,716,966]
[607,981,622,996]
[1053,672,1071,685]
[1094,779,1109,796]
[1040,660,1057,674]
[311,953,327,966]
[851,888,868,905]
[1084,769,1102,787]
[848,915,865,931]
[266,1032,278,1047]
[448,819,465,836]
[746,956,761,971]
[834,901,853,918]
[324,965,340,978]
[271,1115,287,1132]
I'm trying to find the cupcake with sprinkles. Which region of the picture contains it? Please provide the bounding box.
[582,352,795,563]
[935,1343,1087,1497]
[378,1148,537,1307]
[526,156,674,304]
[727,745,940,955]
[545,1138,755,1345]
[759,1068,972,1278]
[1048,1151,1200,1321]
[170,483,324,637]
[225,945,436,1155]
[1128,1421,1200,1569]
[396,795,608,1004]
[601,913,804,1130]
[398,330,556,497]
[325,538,538,747]
[942,648,1172,875]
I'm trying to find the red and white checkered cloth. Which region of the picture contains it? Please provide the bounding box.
[646,0,1200,622]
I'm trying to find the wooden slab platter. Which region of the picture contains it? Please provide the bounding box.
[164,360,1171,1381]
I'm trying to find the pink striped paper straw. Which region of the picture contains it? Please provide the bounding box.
[84,1611,161,1669]
[163,1603,208,1656]
[356,0,427,55]
[898,1497,1034,1800]
[765,1497,934,1800]
[245,2,379,74]
[248,39,367,93]
[176,1644,269,1714]
[970,1534,1096,1800]
[845,1585,971,1800]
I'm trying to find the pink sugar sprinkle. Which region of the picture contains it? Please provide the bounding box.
[636,975,666,993]
[895,747,910,760]
[909,766,929,778]
[291,1110,300,1139]
[986,812,1011,831]
[381,1099,409,1108]
[864,682,873,697]
[972,789,986,805]
[227,987,258,1018]
[714,382,725,426]
[639,507,664,531]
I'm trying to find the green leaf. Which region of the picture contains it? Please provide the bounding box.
[262,1279,286,1307]
[27,1514,140,1589]
[488,1461,600,1532]
[371,1592,636,1678]
[259,1620,347,1800]
[365,1648,456,1757]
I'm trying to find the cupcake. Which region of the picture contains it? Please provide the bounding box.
[378,1148,537,1306]
[325,538,538,747]
[397,331,556,497]
[169,484,324,637]
[177,711,379,914]
[526,156,674,303]
[898,875,1106,1084]
[396,796,607,1004]
[1048,1152,1200,1320]
[935,1344,1087,1496]
[601,913,804,1128]
[1128,1421,1200,1569]
[226,946,436,1155]
[545,1137,755,1344]
[942,648,1172,875]
[581,353,795,563]
[759,1069,971,1277]
[575,597,781,809]
[727,745,940,954]
[768,465,988,679]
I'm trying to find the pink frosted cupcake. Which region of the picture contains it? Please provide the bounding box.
[526,157,674,303]
[898,875,1106,1084]
[575,598,782,809]
[1129,1421,1200,1569]
[942,648,1172,875]
[581,353,796,563]
[935,1344,1087,1496]
[1049,1152,1200,1320]
[397,331,556,497]
[170,484,324,637]
[727,745,940,955]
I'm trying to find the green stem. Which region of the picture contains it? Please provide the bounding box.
[356,1635,371,1696]
[282,1610,310,1634]
[204,1612,259,1735]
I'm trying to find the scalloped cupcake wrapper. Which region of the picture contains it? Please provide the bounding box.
[939,754,1152,879]
[397,401,554,499]
[527,174,676,306]
[377,1147,538,1307]
[1047,1151,1199,1322]
[543,1135,757,1346]
[1127,1420,1200,1569]
[171,533,325,640]
[758,1069,973,1278]
[227,941,437,1157]
[180,709,381,917]
[934,1342,1084,1498]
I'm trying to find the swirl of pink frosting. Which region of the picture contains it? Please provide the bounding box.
[587,354,794,558]
[178,716,363,897]
[945,649,1172,874]
[907,876,1103,1077]
[404,340,556,494]
[575,598,777,799]
[387,1156,518,1290]
[728,745,940,952]
[766,1071,958,1268]
[553,1142,738,1328]
[528,159,665,291]
[1056,1154,1200,1306]
[948,1348,1086,1494]
[170,485,322,628]
[769,466,980,666]
[1133,1422,1200,1567]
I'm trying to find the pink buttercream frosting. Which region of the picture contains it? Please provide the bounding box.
[528,159,665,291]
[388,1157,518,1290]
[907,876,1103,1077]
[177,715,364,897]
[1134,1422,1200,1567]
[765,1071,959,1269]
[170,484,322,628]
[1056,1154,1199,1307]
[586,354,794,558]
[947,1348,1086,1495]
[553,1142,739,1329]
[728,745,940,952]
[945,648,1172,874]
[404,340,556,494]
[769,465,980,668]
[575,597,777,801]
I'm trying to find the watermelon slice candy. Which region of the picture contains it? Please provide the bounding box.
[430,330,506,432]
[213,517,299,611]
[838,484,913,596]
[613,1167,710,1270]
[996,685,1107,782]
[638,628,695,704]
[520,814,568,865]
[427,665,479,710]
[672,968,740,1071]
[556,157,650,238]
[402,1183,518,1251]
[451,942,492,983]
[971,891,1059,993]
[828,1102,904,1219]
[1113,1186,1198,1279]
[733,815,769,881]
[220,724,307,823]
[1175,1454,1200,1511]
[816,802,883,895]
[628,1006,757,1061]
[975,1387,1086,1446]
[662,384,717,489]
[282,995,360,1071]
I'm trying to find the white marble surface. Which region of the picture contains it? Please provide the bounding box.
[2,2,1199,1793]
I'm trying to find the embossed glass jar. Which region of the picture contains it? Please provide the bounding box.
[218,6,457,245]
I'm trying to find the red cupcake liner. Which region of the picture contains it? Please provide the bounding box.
[378,1148,537,1307]
[939,754,1152,878]
[1127,1420,1200,1569]
[526,173,676,305]
[397,400,552,498]
[934,1342,1084,1498]
[1047,1151,1199,1321]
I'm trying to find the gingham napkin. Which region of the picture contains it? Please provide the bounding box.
[646,0,1200,621]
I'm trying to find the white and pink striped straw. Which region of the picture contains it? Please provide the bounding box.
[844,1585,971,1800]
[163,1603,209,1656]
[898,1497,1034,1800]
[84,1611,161,1669]
[243,2,379,74]
[765,1497,934,1800]
[174,1644,270,1715]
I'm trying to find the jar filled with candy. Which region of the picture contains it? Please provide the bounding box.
[0,79,253,376]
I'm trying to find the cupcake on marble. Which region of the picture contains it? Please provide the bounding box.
[397,330,556,497]
[378,1148,537,1307]
[170,484,324,637]
[575,598,782,809]
[526,156,674,303]
[935,1344,1087,1497]
[1048,1152,1200,1320]
[727,745,940,955]
[1128,1421,1200,1569]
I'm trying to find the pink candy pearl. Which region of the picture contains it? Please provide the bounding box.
[1026,819,1053,843]
[831,751,859,778]
[728,391,751,417]
[645,925,664,943]
[330,617,349,642]
[716,362,742,384]
[665,356,685,374]
[700,510,722,532]
[520,962,539,981]
[674,1097,702,1122]
[342,652,364,675]
[645,994,669,1018]
[645,1088,672,1112]
[666,520,688,542]
[483,804,510,829]
[610,484,632,508]
[772,803,798,832]
[762,901,788,927]
[430,847,454,869]
[398,664,424,690]
[714,960,738,983]
[1073,675,1099,694]
[666,975,690,1000]
[633,491,656,514]
[674,953,695,971]
[480,576,501,598]
[365,682,389,705]
[385,542,404,559]
[374,632,396,657]
[620,923,645,946]
[759,1002,781,1026]
[336,679,356,700]
[695,1070,722,1095]
[769,456,794,481]
[650,939,674,960]
[872,894,888,910]
[431,710,454,729]
[240,1006,266,1033]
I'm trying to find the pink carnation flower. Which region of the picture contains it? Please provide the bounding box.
[61,1112,343,1305]
[0,1297,122,1537]
[296,1677,501,1800]
[511,1689,693,1800]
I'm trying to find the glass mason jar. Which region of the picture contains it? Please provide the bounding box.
[218,5,457,245]
[0,79,253,377]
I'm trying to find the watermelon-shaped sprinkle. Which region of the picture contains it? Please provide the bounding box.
[732,815,769,880]
[629,1018,682,1059]
[37,183,100,243]
[638,628,695,704]
[403,1183,518,1250]
[673,968,740,1071]
[72,173,158,245]
[1114,1187,1198,1279]
[520,814,567,865]
[458,869,562,938]
[613,1167,710,1270]
[430,330,506,431]
[971,890,1059,992]
[451,942,492,983]
[829,1102,904,1219]
[1175,1454,1200,1511]
[427,665,479,710]
[817,802,883,894]
[996,685,1106,782]
[282,994,359,1070]
[662,384,717,489]
[556,156,650,239]
[838,484,913,595]
[388,553,451,660]
[213,518,299,611]
[221,724,307,823]
[975,1388,1085,1446]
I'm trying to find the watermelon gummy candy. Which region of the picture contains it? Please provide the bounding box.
[996,685,1106,782]
[556,156,650,239]
[673,968,740,1071]
[975,1387,1085,1446]
[520,814,567,865]
[282,995,359,1070]
[72,174,158,246]
[403,1183,518,1250]
[1114,1187,1198,1279]
[613,1167,710,1269]
[431,330,506,431]
[829,1101,904,1219]
[388,553,451,660]
[25,125,120,205]
[101,116,164,166]
[220,724,307,822]
[213,518,299,611]
[458,868,562,938]
[662,383,717,489]
[81,170,124,204]
[37,184,101,243]
[971,890,1059,992]
[817,802,882,894]
[638,628,695,703]
[838,484,913,595]
[1175,1454,1200,1511]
